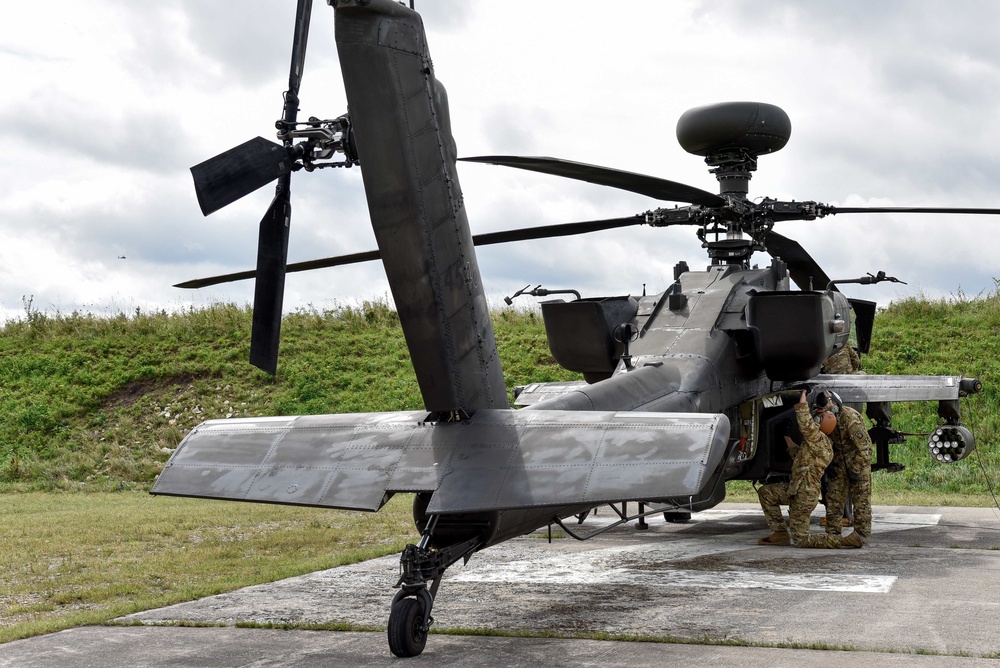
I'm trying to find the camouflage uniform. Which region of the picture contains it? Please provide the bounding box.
[821,345,861,374]
[757,479,791,533]
[757,403,838,548]
[824,405,873,544]
[820,344,862,531]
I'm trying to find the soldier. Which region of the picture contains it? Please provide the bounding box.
[819,390,870,548]
[821,343,861,374]
[757,390,839,548]
[757,474,792,545]
[820,341,862,530]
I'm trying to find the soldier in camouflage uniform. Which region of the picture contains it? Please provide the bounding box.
[757,478,792,544]
[820,343,862,531]
[820,391,871,548]
[757,390,840,548]
[821,344,861,374]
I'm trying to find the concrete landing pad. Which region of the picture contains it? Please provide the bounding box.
[114,503,1000,658]
[4,626,1000,668]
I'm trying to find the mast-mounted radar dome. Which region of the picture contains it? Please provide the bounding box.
[676,102,791,158]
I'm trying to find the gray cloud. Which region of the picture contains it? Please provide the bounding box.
[1,0,998,323]
[0,104,191,175]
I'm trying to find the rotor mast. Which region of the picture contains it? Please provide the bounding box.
[706,152,756,264]
[675,102,791,266]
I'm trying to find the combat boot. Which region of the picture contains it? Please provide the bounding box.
[757,530,790,546]
[841,531,865,548]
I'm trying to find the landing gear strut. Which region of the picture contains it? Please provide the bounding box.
[387,515,479,657]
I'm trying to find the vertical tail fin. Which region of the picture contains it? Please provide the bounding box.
[334,1,508,413]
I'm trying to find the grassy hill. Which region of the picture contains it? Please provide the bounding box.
[0,293,997,499]
[0,301,578,492]
[862,290,1000,497]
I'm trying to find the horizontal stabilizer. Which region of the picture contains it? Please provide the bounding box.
[151,409,730,514]
[811,374,976,403]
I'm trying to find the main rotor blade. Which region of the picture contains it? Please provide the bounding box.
[249,185,292,375]
[174,215,646,289]
[190,137,293,216]
[471,214,645,245]
[461,155,726,208]
[174,249,384,289]
[825,206,1000,216]
[762,229,832,291]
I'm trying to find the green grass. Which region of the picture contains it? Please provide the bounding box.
[0,492,416,643]
[862,289,1000,498]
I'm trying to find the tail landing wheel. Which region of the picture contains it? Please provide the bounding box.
[387,514,481,658]
[388,597,428,658]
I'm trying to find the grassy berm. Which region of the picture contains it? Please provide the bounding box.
[1,294,998,642]
[0,301,579,491]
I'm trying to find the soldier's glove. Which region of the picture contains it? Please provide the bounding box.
[847,470,862,483]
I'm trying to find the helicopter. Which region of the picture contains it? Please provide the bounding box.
[152,0,991,658]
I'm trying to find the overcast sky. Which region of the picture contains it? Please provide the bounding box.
[2,0,998,322]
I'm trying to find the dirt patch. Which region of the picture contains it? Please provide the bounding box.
[623,554,737,574]
[749,548,921,571]
[102,373,216,409]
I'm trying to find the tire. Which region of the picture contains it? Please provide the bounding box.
[387,597,427,657]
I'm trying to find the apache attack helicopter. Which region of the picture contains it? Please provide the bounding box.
[153,0,991,657]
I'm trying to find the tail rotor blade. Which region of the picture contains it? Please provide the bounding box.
[191,137,294,216]
[249,183,292,374]
[287,0,312,97]
[248,0,312,374]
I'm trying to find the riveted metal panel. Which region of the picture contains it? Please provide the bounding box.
[152,410,731,516]
[513,381,588,407]
[153,411,429,510]
[426,411,730,513]
[811,374,965,402]
[334,1,508,414]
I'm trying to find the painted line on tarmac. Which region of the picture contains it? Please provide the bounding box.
[452,563,896,592]
[452,511,939,593]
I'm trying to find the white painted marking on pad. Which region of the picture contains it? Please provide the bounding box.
[451,511,933,593]
[872,512,941,533]
[452,562,895,593]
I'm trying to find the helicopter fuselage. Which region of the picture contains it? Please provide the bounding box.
[529,263,787,415]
